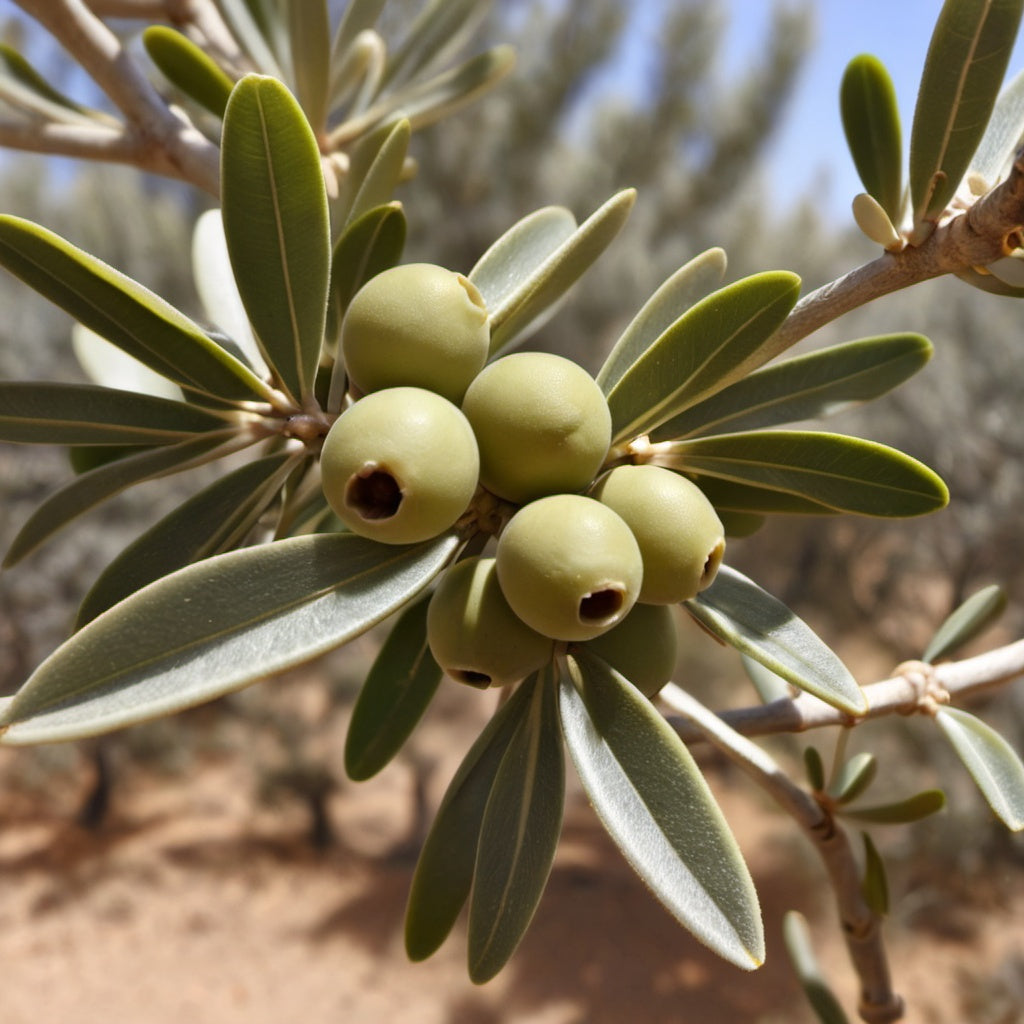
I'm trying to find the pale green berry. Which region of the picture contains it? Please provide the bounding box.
[321,386,479,544]
[591,464,725,604]
[341,263,490,404]
[461,352,611,504]
[427,557,554,687]
[495,494,642,641]
[582,602,678,697]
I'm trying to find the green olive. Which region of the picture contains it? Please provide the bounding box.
[321,386,479,544]
[341,263,490,404]
[495,494,642,641]
[461,352,611,504]
[427,556,555,687]
[591,464,725,604]
[581,602,678,697]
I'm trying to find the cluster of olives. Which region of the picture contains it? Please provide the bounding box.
[320,262,727,695]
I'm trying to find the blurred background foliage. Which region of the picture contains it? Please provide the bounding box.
[0,0,1021,880]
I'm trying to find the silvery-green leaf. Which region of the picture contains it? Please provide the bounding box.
[3,431,236,567]
[686,566,866,714]
[910,0,1024,226]
[971,66,1024,185]
[381,0,490,90]
[344,591,442,781]
[658,431,949,518]
[485,190,636,355]
[468,205,576,315]
[221,75,330,404]
[405,674,536,962]
[718,510,766,538]
[468,667,564,983]
[934,706,1024,830]
[561,653,764,970]
[986,254,1024,286]
[326,202,406,350]
[371,45,516,137]
[331,0,387,75]
[0,42,94,121]
[743,654,794,704]
[0,215,271,401]
[956,264,1024,296]
[0,381,223,445]
[289,0,330,132]
[0,532,458,745]
[606,272,801,444]
[596,248,727,396]
[651,333,932,442]
[840,55,903,224]
[782,911,851,1024]
[75,450,299,627]
[860,832,889,916]
[803,745,826,791]
[924,583,1007,663]
[71,323,183,401]
[346,119,410,225]
[191,210,267,376]
[693,477,840,516]
[829,751,877,805]
[213,0,283,78]
[840,789,946,825]
[142,26,235,118]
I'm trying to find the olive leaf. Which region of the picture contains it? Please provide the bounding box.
[468,666,564,983]
[221,74,331,404]
[803,746,826,791]
[840,789,946,825]
[0,215,271,402]
[344,591,443,781]
[561,652,764,971]
[782,911,852,1024]
[482,190,637,356]
[605,271,802,444]
[657,431,949,518]
[142,26,235,117]
[693,478,839,516]
[288,0,331,132]
[345,119,411,227]
[840,55,903,224]
[75,451,301,627]
[828,752,878,805]
[860,833,889,916]
[970,66,1024,186]
[596,248,728,396]
[0,532,458,745]
[650,333,932,442]
[685,565,866,715]
[326,202,407,353]
[0,381,228,445]
[923,583,1007,663]
[909,0,1024,228]
[3,431,237,567]
[405,673,538,962]
[934,706,1024,830]
[0,42,94,119]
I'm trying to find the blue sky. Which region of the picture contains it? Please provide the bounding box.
[611,1,1024,218]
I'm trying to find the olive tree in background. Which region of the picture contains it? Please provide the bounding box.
[0,2,1023,1022]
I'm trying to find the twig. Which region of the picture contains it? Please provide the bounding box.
[13,0,220,193]
[662,684,905,1024]
[770,150,1024,354]
[664,638,1024,743]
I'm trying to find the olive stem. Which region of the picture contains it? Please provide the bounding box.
[663,684,904,1024]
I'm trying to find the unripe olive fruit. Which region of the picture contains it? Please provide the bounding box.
[341,263,490,404]
[461,352,612,504]
[320,386,479,544]
[582,602,678,698]
[495,494,642,641]
[591,464,725,604]
[427,557,555,687]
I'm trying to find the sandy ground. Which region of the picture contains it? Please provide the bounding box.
[1,677,1022,1024]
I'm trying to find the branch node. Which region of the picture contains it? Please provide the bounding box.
[893,660,948,717]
